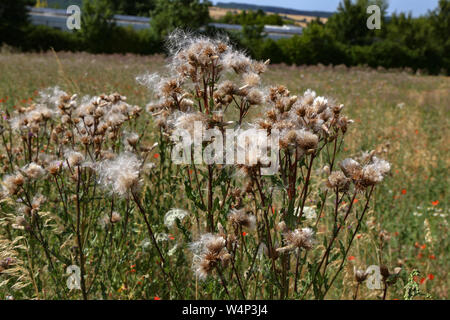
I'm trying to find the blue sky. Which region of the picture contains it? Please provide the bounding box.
[213,0,440,17]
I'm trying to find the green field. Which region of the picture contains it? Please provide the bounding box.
[0,50,448,299]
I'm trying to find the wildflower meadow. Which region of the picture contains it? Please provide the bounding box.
[0,32,448,301]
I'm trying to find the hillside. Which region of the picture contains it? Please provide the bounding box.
[216,1,334,18]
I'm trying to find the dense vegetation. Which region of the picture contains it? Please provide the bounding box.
[0,0,449,74]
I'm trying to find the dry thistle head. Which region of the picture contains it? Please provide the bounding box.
[354,268,369,283]
[190,233,228,281]
[227,209,256,231]
[97,152,142,198]
[327,171,351,192]
[278,227,315,253]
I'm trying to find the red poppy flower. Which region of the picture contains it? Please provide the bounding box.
[420,244,426,250]
[348,256,355,261]
[242,232,247,236]
[401,189,407,195]
[429,254,436,260]
[420,278,426,284]
[154,296,161,300]
[428,274,434,280]
[431,200,439,206]
[153,153,160,159]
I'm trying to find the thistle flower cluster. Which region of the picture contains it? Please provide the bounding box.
[337,156,391,191]
[278,227,315,253]
[190,233,230,280]
[0,86,150,298]
[140,31,269,133]
[256,87,351,155]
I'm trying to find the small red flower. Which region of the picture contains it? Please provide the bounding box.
[414,242,420,248]
[427,274,434,280]
[154,296,161,300]
[348,256,355,261]
[429,254,436,260]
[420,277,426,284]
[420,244,426,250]
[242,232,247,237]
[353,198,359,204]
[356,234,362,239]
[153,153,160,159]
[431,200,439,206]
[401,189,407,195]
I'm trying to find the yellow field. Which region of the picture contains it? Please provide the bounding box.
[209,6,328,27]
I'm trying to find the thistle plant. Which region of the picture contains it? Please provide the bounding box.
[138,31,391,299]
[0,32,392,300]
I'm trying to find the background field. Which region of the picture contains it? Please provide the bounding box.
[0,51,448,298]
[209,6,328,27]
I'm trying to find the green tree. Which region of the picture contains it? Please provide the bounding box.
[0,0,34,46]
[326,0,387,45]
[429,0,450,73]
[110,0,156,16]
[79,0,116,53]
[150,0,211,40]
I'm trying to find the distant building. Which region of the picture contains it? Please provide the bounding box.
[209,23,303,39]
[28,7,151,31]
[28,7,302,38]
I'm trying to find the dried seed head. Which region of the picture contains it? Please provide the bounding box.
[242,72,260,87]
[339,158,363,179]
[65,150,84,168]
[111,211,121,223]
[327,171,351,192]
[22,163,46,180]
[284,227,315,250]
[228,209,256,231]
[97,152,142,197]
[354,268,368,283]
